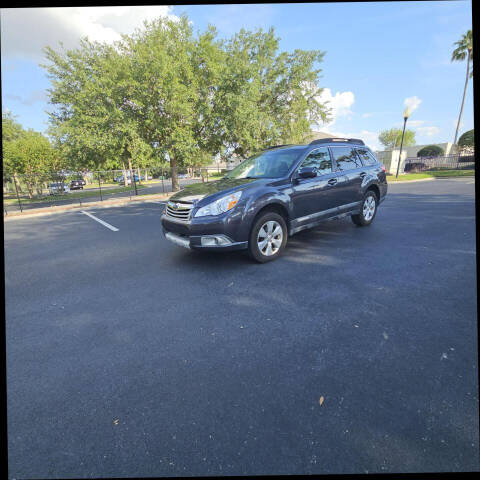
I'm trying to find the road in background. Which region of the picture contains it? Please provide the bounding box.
[4,177,202,213]
[5,178,478,478]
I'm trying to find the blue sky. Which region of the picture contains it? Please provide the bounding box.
[1,2,474,151]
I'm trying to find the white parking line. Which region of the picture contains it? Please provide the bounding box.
[81,210,119,231]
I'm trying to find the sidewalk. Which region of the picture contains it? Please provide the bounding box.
[4,191,174,221]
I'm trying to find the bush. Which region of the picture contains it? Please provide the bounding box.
[404,162,426,173]
[417,145,444,157]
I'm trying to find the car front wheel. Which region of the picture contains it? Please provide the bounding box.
[352,190,378,226]
[248,212,288,263]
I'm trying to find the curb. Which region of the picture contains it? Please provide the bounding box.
[389,175,475,184]
[3,192,174,221]
[388,178,436,184]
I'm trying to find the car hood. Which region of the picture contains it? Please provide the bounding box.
[168,177,265,203]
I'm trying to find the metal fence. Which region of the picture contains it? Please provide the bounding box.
[403,154,475,173]
[3,165,234,215]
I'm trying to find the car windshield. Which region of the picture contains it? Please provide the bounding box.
[224,147,307,179]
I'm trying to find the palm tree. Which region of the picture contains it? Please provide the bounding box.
[451,30,473,151]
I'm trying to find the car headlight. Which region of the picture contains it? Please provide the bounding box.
[194,191,242,217]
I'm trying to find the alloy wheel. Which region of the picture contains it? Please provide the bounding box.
[363,195,376,221]
[257,220,283,256]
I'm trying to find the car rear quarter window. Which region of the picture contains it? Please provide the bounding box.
[356,148,378,166]
[300,147,332,175]
[330,146,362,171]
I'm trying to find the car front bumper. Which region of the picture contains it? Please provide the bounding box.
[161,212,249,252]
[163,230,248,251]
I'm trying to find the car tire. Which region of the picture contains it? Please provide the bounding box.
[352,190,378,226]
[248,212,288,263]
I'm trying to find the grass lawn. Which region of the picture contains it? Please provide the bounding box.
[387,169,474,182]
[426,169,474,177]
[4,184,146,205]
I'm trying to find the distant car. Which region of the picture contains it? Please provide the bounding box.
[49,182,70,195]
[116,174,143,184]
[178,174,189,179]
[69,179,85,190]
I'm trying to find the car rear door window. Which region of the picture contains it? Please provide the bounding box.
[300,148,332,175]
[356,148,378,166]
[330,146,362,171]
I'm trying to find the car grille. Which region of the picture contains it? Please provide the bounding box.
[165,201,193,222]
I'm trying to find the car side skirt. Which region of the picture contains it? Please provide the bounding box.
[289,201,362,236]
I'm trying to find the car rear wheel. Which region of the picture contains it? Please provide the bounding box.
[352,190,378,226]
[248,212,288,263]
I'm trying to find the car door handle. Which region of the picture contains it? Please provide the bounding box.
[359,172,367,179]
[327,178,338,186]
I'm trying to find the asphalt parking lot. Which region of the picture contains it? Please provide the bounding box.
[5,177,478,477]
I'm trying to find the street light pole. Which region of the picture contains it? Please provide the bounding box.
[395,107,411,179]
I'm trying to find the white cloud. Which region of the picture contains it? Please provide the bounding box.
[404,96,422,114]
[1,7,180,61]
[316,88,355,126]
[416,126,440,137]
[316,125,380,151]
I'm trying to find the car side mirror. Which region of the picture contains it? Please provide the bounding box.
[297,166,317,179]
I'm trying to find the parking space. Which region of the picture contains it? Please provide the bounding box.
[4,178,478,477]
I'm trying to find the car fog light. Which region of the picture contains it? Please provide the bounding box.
[201,235,232,246]
[201,237,217,246]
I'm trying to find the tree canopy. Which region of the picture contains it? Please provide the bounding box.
[458,129,474,148]
[451,30,473,79]
[378,127,416,150]
[41,15,330,190]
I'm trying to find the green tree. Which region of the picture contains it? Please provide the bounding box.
[2,112,25,182]
[43,38,153,186]
[4,130,58,197]
[217,27,329,159]
[458,128,474,154]
[2,111,24,143]
[43,14,330,191]
[378,127,416,150]
[121,16,205,191]
[451,30,473,149]
[417,145,444,157]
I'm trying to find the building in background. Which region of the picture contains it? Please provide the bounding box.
[375,142,455,174]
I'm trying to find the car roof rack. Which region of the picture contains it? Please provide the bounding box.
[309,137,365,146]
[263,144,295,150]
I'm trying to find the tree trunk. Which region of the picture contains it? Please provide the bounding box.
[122,162,129,187]
[170,156,180,192]
[13,173,22,193]
[26,177,34,199]
[137,166,141,184]
[128,158,133,186]
[453,50,471,151]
